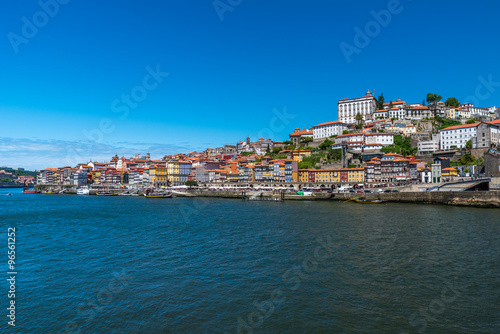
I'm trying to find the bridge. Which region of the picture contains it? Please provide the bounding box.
[437,178,491,192]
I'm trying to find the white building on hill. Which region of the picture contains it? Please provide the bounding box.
[338,90,377,124]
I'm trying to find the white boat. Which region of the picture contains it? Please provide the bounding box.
[77,186,90,195]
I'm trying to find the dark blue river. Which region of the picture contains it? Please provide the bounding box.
[1,188,499,333]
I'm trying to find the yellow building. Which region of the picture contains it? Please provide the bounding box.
[348,168,365,183]
[445,108,456,119]
[292,150,312,162]
[167,161,179,185]
[150,164,168,187]
[402,125,416,136]
[442,167,458,177]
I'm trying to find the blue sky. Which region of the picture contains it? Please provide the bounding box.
[1,0,500,170]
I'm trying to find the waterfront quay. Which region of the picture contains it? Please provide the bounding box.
[34,182,500,207]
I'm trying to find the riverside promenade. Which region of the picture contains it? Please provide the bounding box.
[35,185,500,207]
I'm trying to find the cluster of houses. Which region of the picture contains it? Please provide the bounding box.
[0,169,35,186]
[36,149,459,188]
[37,91,499,188]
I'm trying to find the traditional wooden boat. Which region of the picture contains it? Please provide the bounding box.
[96,192,118,196]
[144,193,173,198]
[343,196,361,203]
[353,197,387,204]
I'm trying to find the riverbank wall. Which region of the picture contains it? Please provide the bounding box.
[331,191,500,208]
[36,186,500,207]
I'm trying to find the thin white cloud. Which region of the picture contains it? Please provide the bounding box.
[0,137,205,170]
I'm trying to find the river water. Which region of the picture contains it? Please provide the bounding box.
[1,188,499,333]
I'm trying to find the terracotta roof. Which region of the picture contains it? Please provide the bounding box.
[289,129,313,136]
[313,121,345,128]
[440,123,480,131]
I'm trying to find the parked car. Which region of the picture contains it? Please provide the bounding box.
[364,190,371,193]
[356,190,364,193]
[373,189,382,193]
[392,190,400,192]
[349,189,355,193]
[384,189,392,193]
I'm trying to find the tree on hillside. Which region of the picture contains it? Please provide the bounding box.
[445,97,460,107]
[300,136,313,143]
[389,101,394,109]
[319,139,334,150]
[355,113,364,125]
[426,93,442,104]
[465,139,472,149]
[376,93,385,110]
[466,118,478,124]
[342,130,349,134]
[461,153,474,165]
[426,92,443,117]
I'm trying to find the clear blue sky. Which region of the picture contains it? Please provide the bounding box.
[1,0,500,170]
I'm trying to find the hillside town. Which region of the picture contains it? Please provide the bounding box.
[35,91,500,191]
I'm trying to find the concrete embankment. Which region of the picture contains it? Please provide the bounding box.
[185,190,333,200]
[331,191,500,208]
[37,186,500,207]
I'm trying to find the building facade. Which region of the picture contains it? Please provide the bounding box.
[440,123,479,150]
[338,90,377,124]
[312,121,347,140]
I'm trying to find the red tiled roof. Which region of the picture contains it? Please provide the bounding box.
[313,121,345,128]
[289,129,313,136]
[441,123,480,131]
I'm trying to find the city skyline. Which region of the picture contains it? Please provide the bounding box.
[1,0,500,170]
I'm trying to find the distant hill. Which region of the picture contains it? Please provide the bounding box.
[0,168,36,177]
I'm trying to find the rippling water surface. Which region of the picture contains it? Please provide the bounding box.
[1,188,499,333]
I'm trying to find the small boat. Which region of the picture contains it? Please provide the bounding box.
[6,193,12,196]
[96,192,117,196]
[343,196,361,203]
[353,197,387,204]
[77,186,90,195]
[144,193,173,198]
[23,187,40,194]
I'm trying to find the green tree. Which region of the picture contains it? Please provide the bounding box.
[465,139,472,149]
[342,130,349,135]
[426,93,443,117]
[185,180,198,188]
[282,140,293,145]
[327,149,342,161]
[426,93,442,104]
[376,93,385,110]
[460,153,474,165]
[301,136,313,143]
[355,113,364,125]
[466,118,477,124]
[389,101,394,109]
[319,139,334,150]
[445,97,460,107]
